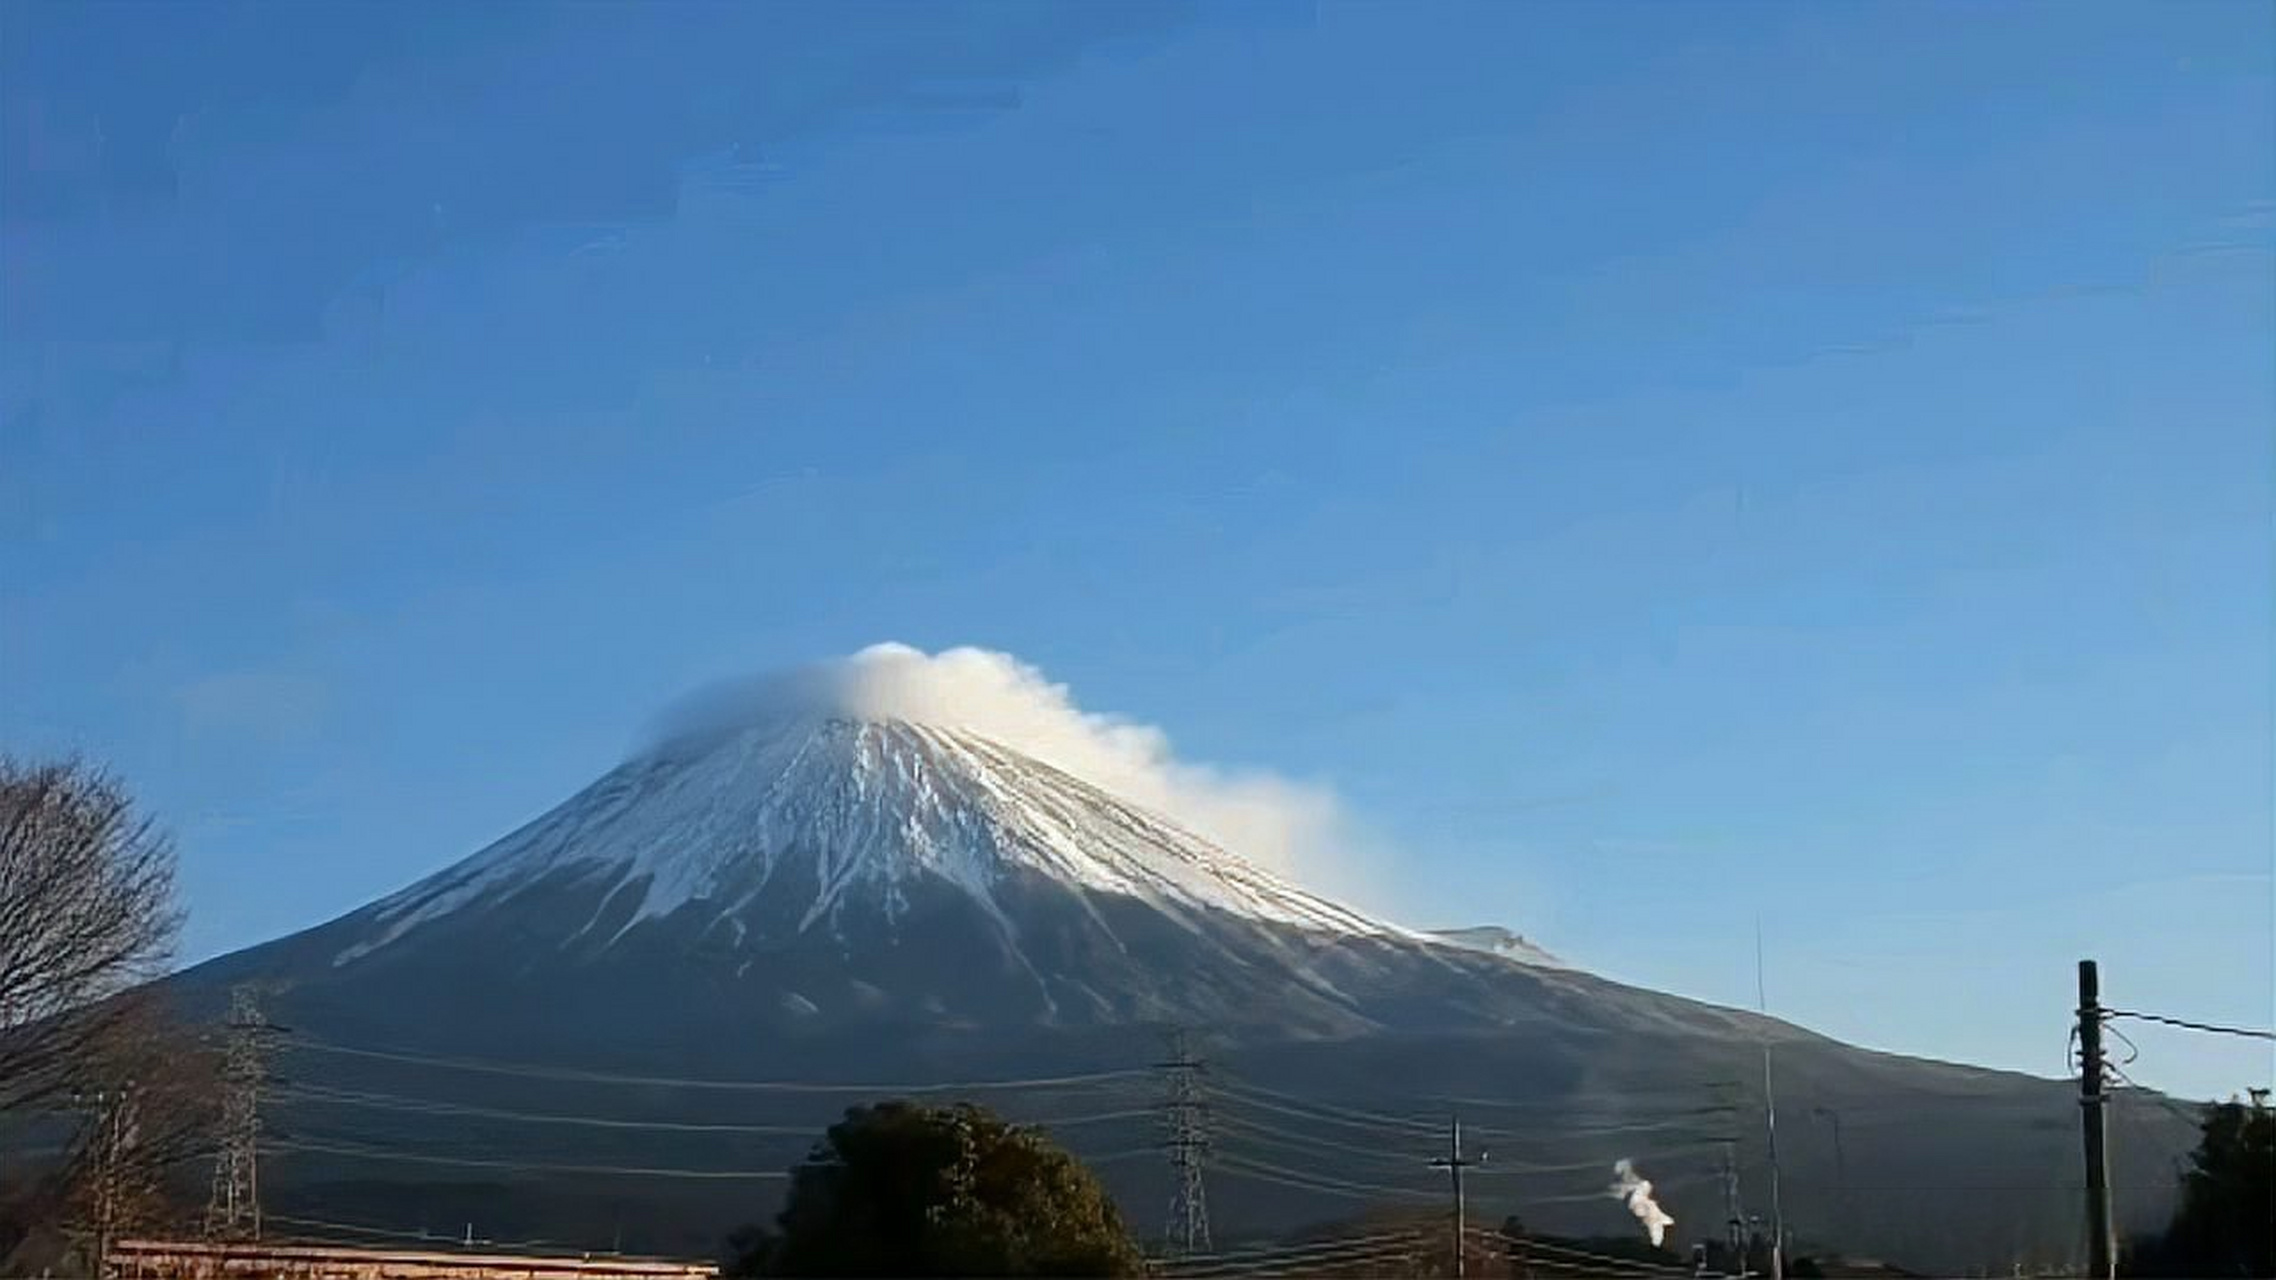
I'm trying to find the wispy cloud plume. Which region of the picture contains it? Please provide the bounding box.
[648,642,1355,884]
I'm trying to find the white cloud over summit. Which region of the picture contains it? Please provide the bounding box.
[649,642,1353,883]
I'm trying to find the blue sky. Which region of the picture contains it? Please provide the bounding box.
[4,0,2269,1100]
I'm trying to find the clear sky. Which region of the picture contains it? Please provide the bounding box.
[5,0,2270,1101]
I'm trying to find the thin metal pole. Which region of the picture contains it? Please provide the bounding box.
[1430,1115,1479,1278]
[1758,920,1784,1280]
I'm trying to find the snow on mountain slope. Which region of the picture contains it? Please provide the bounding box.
[1427,925,1565,968]
[335,716,1424,968]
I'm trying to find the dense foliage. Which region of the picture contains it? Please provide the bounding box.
[2124,1094,2274,1277]
[727,1100,1143,1277]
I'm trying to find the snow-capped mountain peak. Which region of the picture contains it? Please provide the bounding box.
[335,716,1414,967]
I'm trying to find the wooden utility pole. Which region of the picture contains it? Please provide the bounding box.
[1429,1116,1482,1278]
[2078,959,2115,1279]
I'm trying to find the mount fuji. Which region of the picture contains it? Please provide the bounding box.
[164,649,2189,1271]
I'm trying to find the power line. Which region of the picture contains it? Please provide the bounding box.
[1184,1241,1432,1278]
[1459,1110,1739,1143]
[1474,1227,1695,1279]
[1211,1075,1442,1129]
[1216,1074,1747,1139]
[1178,1230,1427,1260]
[1076,1147,1161,1165]
[266,1212,541,1250]
[1512,1171,1723,1208]
[1207,1094,1429,1142]
[266,1212,446,1247]
[278,1081,1155,1136]
[290,1037,1149,1092]
[278,1127,1154,1176]
[2106,1069,2213,1134]
[1483,1242,1685,1278]
[1173,1240,1432,1278]
[1212,1152,1438,1203]
[1210,1124,1422,1177]
[1205,1081,1439,1139]
[1212,1115,1707,1210]
[271,1138,792,1180]
[1166,1212,1705,1278]
[1468,1141,1732,1176]
[2103,1079,2197,1217]
[1166,1227,1427,1266]
[2104,1009,2276,1041]
[277,1085,822,1134]
[1418,1089,1746,1115]
[1164,1233,1428,1274]
[265,1212,593,1256]
[1209,1098,1733,1177]
[1032,1108,1164,1131]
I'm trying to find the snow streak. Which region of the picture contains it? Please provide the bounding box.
[336,717,1418,967]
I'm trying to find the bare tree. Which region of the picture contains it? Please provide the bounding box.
[51,1001,221,1269]
[0,758,183,1118]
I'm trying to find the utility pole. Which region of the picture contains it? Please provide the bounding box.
[1429,1115,1483,1279]
[1721,1142,1749,1275]
[205,985,275,1241]
[2077,960,2115,1279]
[1812,1106,1848,1247]
[1762,1044,1785,1280]
[1157,1029,1212,1256]
[73,1083,133,1273]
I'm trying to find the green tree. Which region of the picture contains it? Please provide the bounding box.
[730,1100,1143,1278]
[2124,1093,2274,1277]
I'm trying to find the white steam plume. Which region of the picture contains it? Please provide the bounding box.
[1610,1158,1674,1247]
[647,642,1356,884]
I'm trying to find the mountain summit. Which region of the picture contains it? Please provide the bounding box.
[336,715,1408,975]
[169,651,2189,1270]
[297,711,1508,1034]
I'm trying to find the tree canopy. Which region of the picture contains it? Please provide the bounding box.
[730,1099,1143,1278]
[2124,1093,2274,1277]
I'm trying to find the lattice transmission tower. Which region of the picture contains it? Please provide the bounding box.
[1157,1028,1212,1256]
[205,985,275,1240]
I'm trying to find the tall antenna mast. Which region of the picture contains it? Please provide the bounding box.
[1757,919,1785,1280]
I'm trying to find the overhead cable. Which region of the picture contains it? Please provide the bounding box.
[1212,1152,1438,1203]
[280,1081,1156,1136]
[2103,1009,2276,1042]
[271,1138,791,1179]
[291,1037,1148,1092]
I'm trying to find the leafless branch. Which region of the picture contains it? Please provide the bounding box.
[0,757,184,1119]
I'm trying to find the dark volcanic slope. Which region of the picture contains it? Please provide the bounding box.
[166,717,2187,1271]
